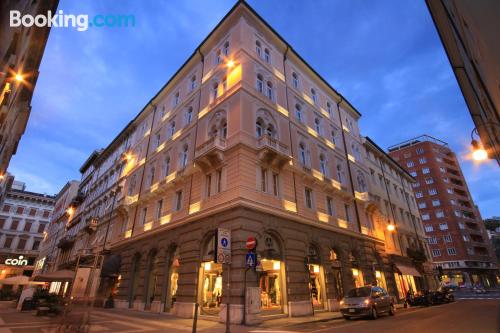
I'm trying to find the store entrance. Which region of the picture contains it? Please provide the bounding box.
[200,261,223,315]
[308,264,325,309]
[163,248,179,312]
[259,259,282,314]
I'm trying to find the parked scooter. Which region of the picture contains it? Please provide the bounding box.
[405,290,432,306]
[430,286,455,304]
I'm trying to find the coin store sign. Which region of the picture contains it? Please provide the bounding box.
[4,255,29,266]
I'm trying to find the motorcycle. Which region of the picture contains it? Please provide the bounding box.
[405,290,432,307]
[430,286,455,305]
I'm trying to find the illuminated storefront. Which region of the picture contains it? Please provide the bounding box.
[259,259,282,311]
[308,264,325,309]
[200,261,223,315]
[375,270,387,290]
[352,268,364,288]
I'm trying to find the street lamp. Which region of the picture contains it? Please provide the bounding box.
[471,139,488,161]
[387,224,396,232]
[14,73,23,82]
[226,59,235,68]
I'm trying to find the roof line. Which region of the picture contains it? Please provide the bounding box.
[364,136,416,180]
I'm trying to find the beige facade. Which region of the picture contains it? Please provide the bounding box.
[40,1,436,322]
[0,0,59,174]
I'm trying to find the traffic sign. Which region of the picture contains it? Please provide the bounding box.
[245,253,256,268]
[216,228,231,264]
[246,236,256,250]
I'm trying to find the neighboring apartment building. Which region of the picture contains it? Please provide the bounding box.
[484,217,500,264]
[0,0,59,174]
[389,135,498,287]
[0,174,54,280]
[426,0,500,164]
[34,180,79,278]
[45,2,436,322]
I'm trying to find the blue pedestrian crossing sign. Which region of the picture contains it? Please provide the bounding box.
[246,253,256,268]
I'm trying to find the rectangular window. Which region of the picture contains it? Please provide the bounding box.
[419,157,427,164]
[29,208,37,216]
[24,222,32,232]
[439,223,448,230]
[206,174,212,197]
[11,220,19,231]
[436,211,445,218]
[32,239,41,251]
[407,161,414,167]
[440,167,446,173]
[458,222,465,230]
[272,173,279,196]
[418,202,427,209]
[0,218,5,229]
[432,199,441,207]
[454,210,461,217]
[4,237,13,248]
[467,248,474,255]
[156,200,163,220]
[326,197,334,216]
[141,208,147,225]
[344,204,351,222]
[463,235,469,242]
[305,188,313,209]
[432,249,441,257]
[422,168,430,174]
[416,148,424,155]
[410,171,417,177]
[443,235,452,243]
[447,188,454,194]
[428,189,437,195]
[424,224,433,232]
[16,206,24,215]
[2,204,11,213]
[415,191,423,198]
[428,236,437,244]
[43,211,50,218]
[425,178,434,184]
[422,214,430,221]
[17,238,27,250]
[450,199,456,205]
[261,168,267,192]
[412,182,420,188]
[447,248,457,255]
[216,169,222,193]
[175,191,183,211]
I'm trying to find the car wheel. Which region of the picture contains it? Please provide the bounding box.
[389,304,395,316]
[343,315,351,320]
[371,306,378,320]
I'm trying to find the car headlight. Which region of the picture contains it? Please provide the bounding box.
[363,299,371,307]
[339,300,345,307]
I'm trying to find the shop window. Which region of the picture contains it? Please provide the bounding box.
[200,261,223,315]
[375,270,387,290]
[352,268,364,288]
[259,259,282,310]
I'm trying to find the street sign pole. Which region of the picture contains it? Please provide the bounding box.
[225,262,231,333]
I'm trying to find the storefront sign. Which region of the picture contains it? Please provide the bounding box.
[4,255,28,266]
[216,228,231,264]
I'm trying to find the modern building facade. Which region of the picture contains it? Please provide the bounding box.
[389,135,498,287]
[0,174,54,281]
[40,1,436,323]
[0,0,59,174]
[426,0,500,164]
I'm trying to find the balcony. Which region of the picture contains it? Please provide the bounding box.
[57,235,76,250]
[83,217,98,233]
[194,135,226,171]
[256,135,290,169]
[407,248,428,262]
[71,191,86,206]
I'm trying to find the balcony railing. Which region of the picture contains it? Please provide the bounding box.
[196,135,227,158]
[194,135,227,171]
[256,135,290,168]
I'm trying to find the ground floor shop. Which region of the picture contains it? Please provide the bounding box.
[107,207,436,323]
[440,269,499,288]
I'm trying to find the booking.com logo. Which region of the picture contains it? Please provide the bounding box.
[10,10,135,32]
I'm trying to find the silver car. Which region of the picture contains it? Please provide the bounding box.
[340,286,395,319]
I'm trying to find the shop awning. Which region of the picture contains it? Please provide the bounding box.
[396,264,421,277]
[0,275,44,285]
[31,270,75,282]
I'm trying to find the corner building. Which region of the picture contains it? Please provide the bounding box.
[389,135,498,287]
[65,2,436,322]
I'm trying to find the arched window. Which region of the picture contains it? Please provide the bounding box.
[299,143,307,165]
[256,41,262,57]
[266,81,273,100]
[311,88,318,104]
[352,144,361,161]
[319,154,327,176]
[256,118,264,137]
[211,81,219,101]
[292,72,299,89]
[221,120,227,138]
[336,164,344,184]
[223,41,230,56]
[215,49,221,64]
[327,101,332,115]
[185,107,193,125]
[314,117,322,134]
[357,172,367,192]
[180,145,189,168]
[210,125,218,137]
[331,130,336,145]
[295,103,303,122]
[163,156,171,177]
[256,74,264,93]
[173,92,180,106]
[266,124,275,138]
[264,48,270,63]
[190,75,196,91]
[149,166,155,186]
[168,121,176,138]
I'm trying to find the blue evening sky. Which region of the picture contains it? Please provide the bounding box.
[8,0,499,217]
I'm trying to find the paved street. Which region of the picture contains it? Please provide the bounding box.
[0,300,498,333]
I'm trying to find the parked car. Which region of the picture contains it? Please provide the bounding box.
[340,286,395,320]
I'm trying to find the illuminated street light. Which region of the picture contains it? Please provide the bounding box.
[14,73,23,82]
[122,152,134,162]
[387,224,396,232]
[227,59,235,68]
[471,139,488,161]
[66,206,75,215]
